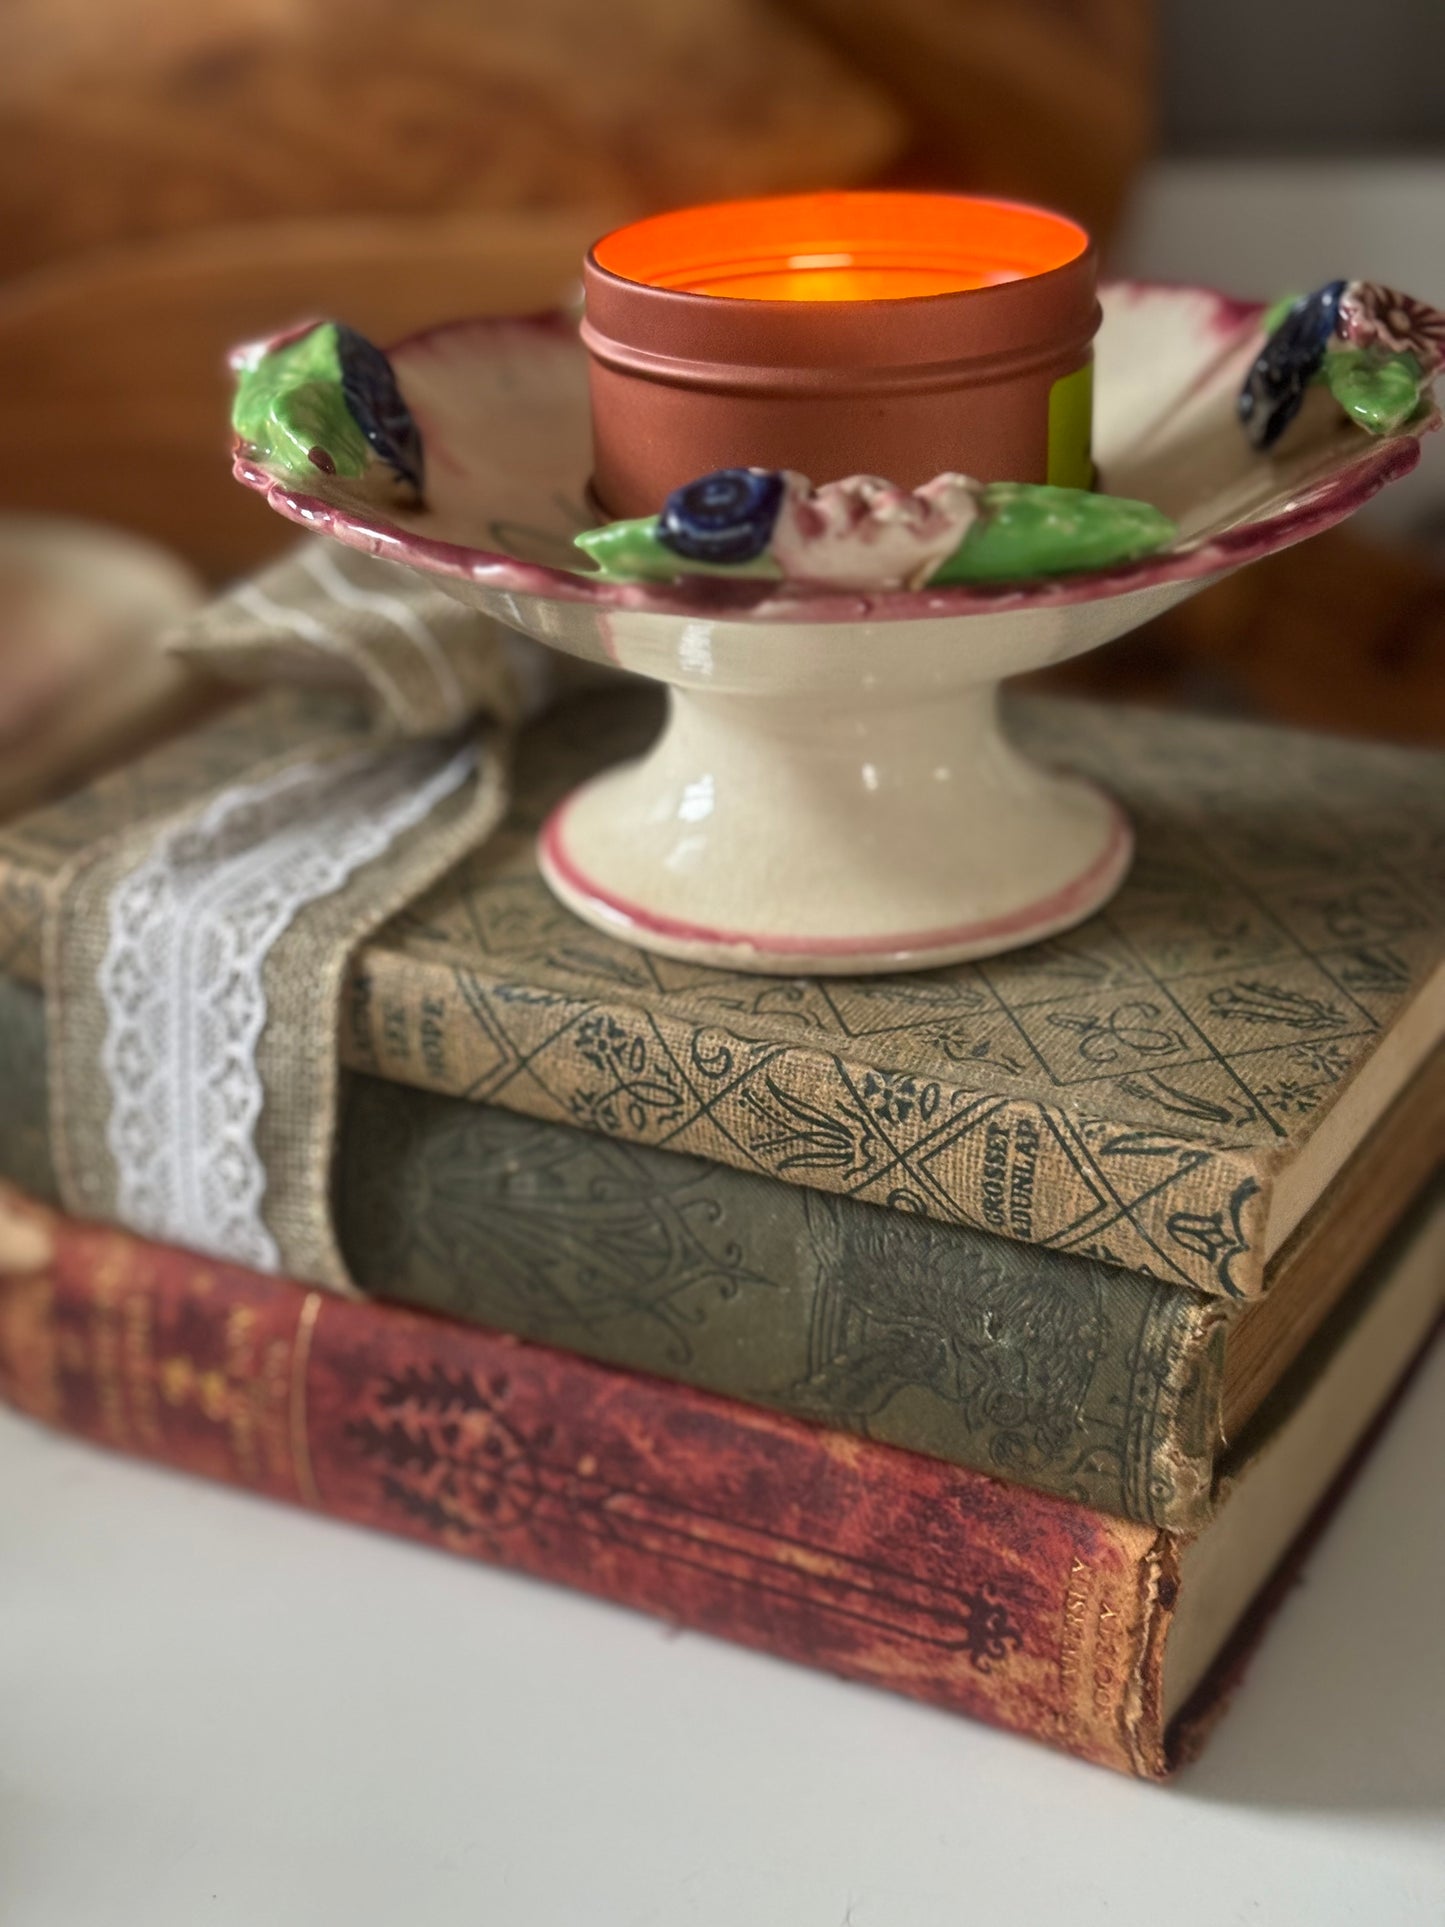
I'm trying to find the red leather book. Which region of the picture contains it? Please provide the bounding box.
[1,1187,1437,1779]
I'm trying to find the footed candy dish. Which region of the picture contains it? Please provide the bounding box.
[230,194,1442,974]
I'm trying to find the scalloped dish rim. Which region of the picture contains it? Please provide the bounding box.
[231,282,1435,626]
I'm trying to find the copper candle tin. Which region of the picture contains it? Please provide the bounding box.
[582,191,1099,519]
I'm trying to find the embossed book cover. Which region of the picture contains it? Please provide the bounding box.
[1,966,1437,1530]
[1,1182,1439,1779]
[1,685,1441,1302]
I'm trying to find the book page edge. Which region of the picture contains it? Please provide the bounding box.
[1265,958,1445,1260]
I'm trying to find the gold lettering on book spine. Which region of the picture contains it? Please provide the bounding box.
[1054,1546,1156,1767]
[1056,1554,1095,1740]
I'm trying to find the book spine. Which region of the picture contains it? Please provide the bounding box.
[345,945,1273,1298]
[0,1189,1176,1779]
[0,975,1226,1530]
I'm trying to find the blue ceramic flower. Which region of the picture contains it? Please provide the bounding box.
[1238,280,1347,450]
[656,468,787,564]
[335,324,425,493]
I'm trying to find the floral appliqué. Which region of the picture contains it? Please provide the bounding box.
[770,472,980,589]
[1338,284,1445,373]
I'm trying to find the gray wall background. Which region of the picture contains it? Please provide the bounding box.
[1161,0,1445,152]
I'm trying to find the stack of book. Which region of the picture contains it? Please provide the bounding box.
[1,679,1440,1778]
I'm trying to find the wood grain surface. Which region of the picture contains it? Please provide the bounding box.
[0,211,611,577]
[3,0,900,277]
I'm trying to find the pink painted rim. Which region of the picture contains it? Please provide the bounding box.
[539,788,1133,960]
[231,284,1436,627]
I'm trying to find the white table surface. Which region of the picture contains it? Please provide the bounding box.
[3,1336,1442,1927]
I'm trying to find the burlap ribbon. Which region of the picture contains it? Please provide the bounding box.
[45,543,537,1293]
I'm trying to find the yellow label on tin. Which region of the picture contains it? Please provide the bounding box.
[1047,361,1094,489]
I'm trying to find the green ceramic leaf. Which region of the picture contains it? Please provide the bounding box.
[574,519,781,581]
[576,483,1176,586]
[1320,348,1427,437]
[231,324,372,479]
[931,484,1177,584]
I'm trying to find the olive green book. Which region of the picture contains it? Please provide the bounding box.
[2,970,1436,1530]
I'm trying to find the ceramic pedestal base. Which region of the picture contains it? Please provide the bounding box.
[539,683,1132,974]
[232,288,1439,974]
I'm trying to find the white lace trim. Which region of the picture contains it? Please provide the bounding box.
[98,739,476,1270]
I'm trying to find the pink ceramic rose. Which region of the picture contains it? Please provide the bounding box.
[769,472,981,589]
[1338,283,1445,374]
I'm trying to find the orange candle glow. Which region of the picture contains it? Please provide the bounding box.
[591,191,1089,303]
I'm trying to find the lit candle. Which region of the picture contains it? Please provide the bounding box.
[582,191,1097,518]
